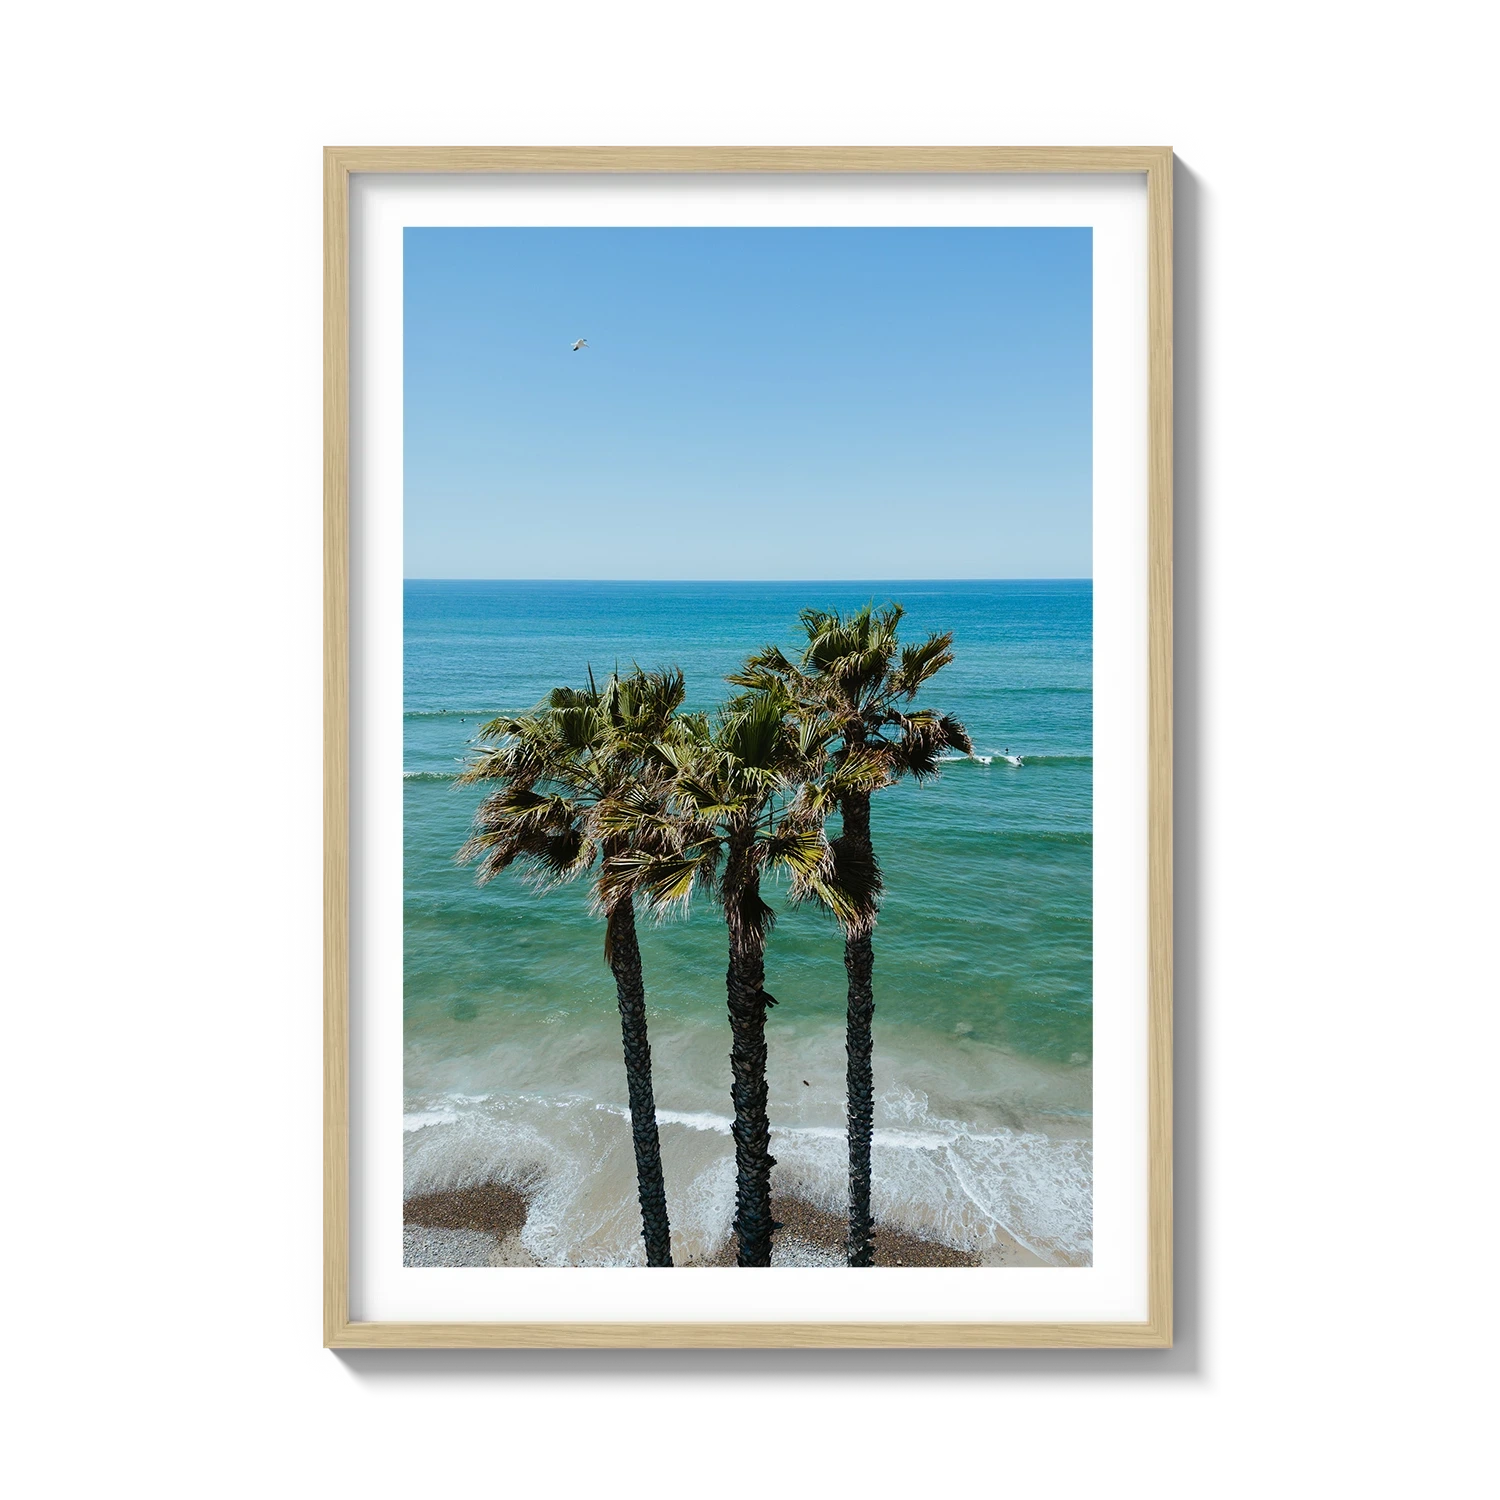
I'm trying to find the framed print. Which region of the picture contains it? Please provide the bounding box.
[324,147,1172,1348]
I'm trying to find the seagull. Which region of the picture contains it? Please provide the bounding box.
[571,338,588,352]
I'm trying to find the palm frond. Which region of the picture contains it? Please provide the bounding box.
[819,829,883,934]
[613,665,687,728]
[473,712,527,743]
[531,827,595,884]
[725,885,778,945]
[600,848,717,920]
[455,665,705,938]
[825,746,891,798]
[793,710,839,765]
[456,782,596,889]
[459,714,573,788]
[594,790,688,850]
[725,643,798,692]
[933,712,972,754]
[891,631,956,698]
[884,709,972,780]
[717,689,794,771]
[546,684,597,711]
[758,826,830,881]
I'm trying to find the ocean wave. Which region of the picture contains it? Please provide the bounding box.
[937,752,1092,768]
[404,1085,1091,1266]
[415,757,1090,781]
[594,1102,733,1134]
[991,829,1092,847]
[405,709,502,720]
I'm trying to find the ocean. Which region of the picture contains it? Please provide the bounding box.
[403,579,1092,1265]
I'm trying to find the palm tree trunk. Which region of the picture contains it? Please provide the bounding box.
[726,932,777,1266]
[607,898,673,1266]
[840,790,877,1267]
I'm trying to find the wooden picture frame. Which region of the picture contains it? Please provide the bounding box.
[276,102,1224,1392]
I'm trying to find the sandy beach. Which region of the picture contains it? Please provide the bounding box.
[404,1183,1046,1268]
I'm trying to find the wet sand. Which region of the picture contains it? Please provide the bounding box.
[773,1197,980,1267]
[404,1183,531,1237]
[404,1182,1044,1267]
[683,1198,978,1266]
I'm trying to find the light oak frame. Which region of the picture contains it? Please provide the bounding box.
[324,146,1173,1348]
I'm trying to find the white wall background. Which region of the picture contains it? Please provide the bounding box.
[3,3,1494,1495]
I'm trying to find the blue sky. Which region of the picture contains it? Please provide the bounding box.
[405,228,1090,579]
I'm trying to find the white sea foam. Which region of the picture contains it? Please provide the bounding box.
[764,1086,1092,1263]
[936,751,1091,768]
[651,1108,735,1135]
[404,1044,1092,1265]
[594,1102,738,1136]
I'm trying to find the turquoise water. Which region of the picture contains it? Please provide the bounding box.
[403,580,1093,1265]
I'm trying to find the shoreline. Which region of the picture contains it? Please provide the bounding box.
[403,1183,1047,1268]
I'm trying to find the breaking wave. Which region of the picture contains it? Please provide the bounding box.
[938,753,1092,768]
[404,1083,1091,1267]
[405,708,503,720]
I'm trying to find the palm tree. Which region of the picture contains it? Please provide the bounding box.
[602,689,880,1266]
[729,604,970,1266]
[455,666,689,1267]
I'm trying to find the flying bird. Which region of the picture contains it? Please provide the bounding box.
[571,338,588,352]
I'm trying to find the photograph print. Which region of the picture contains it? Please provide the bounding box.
[402,226,1093,1270]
